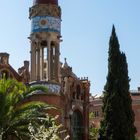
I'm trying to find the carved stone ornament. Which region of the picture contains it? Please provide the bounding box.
[29,4,61,19]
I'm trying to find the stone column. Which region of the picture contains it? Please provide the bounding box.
[37,45,40,80]
[41,47,44,80]
[39,46,44,80]
[31,42,36,81]
[35,49,38,80]
[47,39,51,81]
[55,44,59,82]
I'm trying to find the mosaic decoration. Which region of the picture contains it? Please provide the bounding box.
[29,81,61,94]
[31,16,61,33]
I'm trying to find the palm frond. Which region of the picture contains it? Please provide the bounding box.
[0,78,56,139]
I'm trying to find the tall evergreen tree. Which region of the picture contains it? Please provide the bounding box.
[98,25,136,140]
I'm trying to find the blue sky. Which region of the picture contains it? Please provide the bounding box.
[0,1,140,95]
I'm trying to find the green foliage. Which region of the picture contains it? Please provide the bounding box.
[89,112,99,140]
[28,115,69,140]
[89,112,95,120]
[89,127,98,140]
[135,137,140,140]
[0,78,50,140]
[99,26,136,140]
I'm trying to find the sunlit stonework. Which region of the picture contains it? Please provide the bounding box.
[0,1,90,140]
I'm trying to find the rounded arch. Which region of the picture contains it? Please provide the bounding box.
[72,106,83,113]
[71,110,84,140]
[0,69,13,79]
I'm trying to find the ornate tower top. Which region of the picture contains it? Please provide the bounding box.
[33,0,58,5]
[30,0,61,83]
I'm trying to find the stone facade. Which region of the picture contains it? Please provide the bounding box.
[0,0,90,140]
[0,53,28,82]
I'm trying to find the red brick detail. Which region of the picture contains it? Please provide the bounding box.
[34,0,58,5]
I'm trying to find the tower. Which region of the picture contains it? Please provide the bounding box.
[29,0,61,82]
[0,53,9,65]
[28,1,90,140]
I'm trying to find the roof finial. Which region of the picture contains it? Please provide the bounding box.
[63,58,68,68]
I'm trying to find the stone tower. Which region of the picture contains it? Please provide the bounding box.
[28,1,90,140]
[29,0,61,82]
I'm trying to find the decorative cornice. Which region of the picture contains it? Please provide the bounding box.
[29,4,61,19]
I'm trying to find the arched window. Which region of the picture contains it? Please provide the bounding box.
[0,70,11,79]
[71,110,84,140]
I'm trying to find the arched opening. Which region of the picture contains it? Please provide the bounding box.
[71,110,84,140]
[41,40,48,80]
[0,70,12,79]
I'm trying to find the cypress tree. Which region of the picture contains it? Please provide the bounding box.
[98,25,136,140]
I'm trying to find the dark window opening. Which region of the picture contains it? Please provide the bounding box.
[76,85,81,99]
[71,110,84,140]
[1,70,10,79]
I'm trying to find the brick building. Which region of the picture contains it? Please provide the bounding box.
[0,0,90,140]
[90,88,140,138]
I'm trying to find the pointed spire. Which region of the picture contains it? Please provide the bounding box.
[63,58,69,68]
